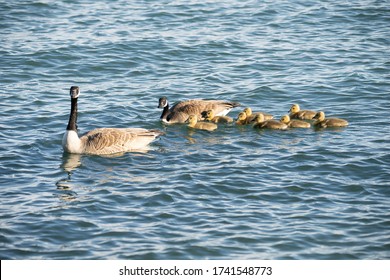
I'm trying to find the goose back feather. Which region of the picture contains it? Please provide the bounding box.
[158,97,240,124]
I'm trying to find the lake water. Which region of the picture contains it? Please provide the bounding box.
[0,0,389,260]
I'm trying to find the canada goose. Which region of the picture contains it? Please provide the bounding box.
[289,104,317,120]
[158,96,240,124]
[312,111,349,128]
[253,114,288,130]
[205,109,233,123]
[236,112,249,125]
[62,86,163,155]
[243,107,273,122]
[187,115,217,131]
[280,115,311,128]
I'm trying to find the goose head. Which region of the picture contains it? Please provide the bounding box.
[158,97,168,108]
[70,86,80,99]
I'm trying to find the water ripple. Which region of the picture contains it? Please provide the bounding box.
[0,0,389,260]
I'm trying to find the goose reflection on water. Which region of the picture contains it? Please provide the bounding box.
[56,148,156,202]
[55,153,82,202]
[61,152,82,174]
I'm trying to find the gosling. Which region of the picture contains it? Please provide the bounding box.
[187,115,218,131]
[289,104,317,120]
[243,107,273,123]
[236,112,249,125]
[312,111,349,128]
[280,115,311,128]
[253,114,288,130]
[205,109,233,123]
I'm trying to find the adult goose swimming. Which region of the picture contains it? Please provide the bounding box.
[158,96,240,124]
[62,86,163,155]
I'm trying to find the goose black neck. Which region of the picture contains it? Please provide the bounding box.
[66,98,78,131]
[160,102,170,120]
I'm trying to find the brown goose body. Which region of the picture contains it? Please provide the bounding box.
[158,97,240,124]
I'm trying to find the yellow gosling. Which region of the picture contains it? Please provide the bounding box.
[187,115,217,131]
[205,109,233,123]
[289,104,317,120]
[280,115,311,128]
[236,112,249,125]
[243,107,273,123]
[253,113,288,130]
[312,111,349,128]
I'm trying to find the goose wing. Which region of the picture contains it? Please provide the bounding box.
[168,100,239,123]
[81,128,162,155]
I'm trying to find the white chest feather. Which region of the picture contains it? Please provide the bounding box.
[62,130,83,154]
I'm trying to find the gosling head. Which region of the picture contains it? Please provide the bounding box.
[313,111,325,121]
[254,113,265,123]
[289,104,300,114]
[280,115,291,124]
[187,115,198,126]
[243,107,252,116]
[206,110,215,121]
[237,112,247,121]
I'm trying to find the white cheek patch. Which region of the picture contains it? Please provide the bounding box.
[74,89,80,98]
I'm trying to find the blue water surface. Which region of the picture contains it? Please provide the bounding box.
[0,0,389,259]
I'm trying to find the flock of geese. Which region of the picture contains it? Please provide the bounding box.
[62,86,349,155]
